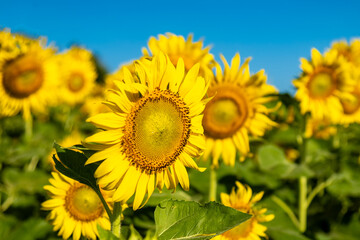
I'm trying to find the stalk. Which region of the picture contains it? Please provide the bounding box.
[209,166,217,201]
[111,202,122,238]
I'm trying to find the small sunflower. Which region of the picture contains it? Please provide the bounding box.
[330,39,360,67]
[142,33,215,79]
[0,33,58,119]
[304,117,337,139]
[56,47,97,105]
[0,29,20,58]
[293,48,354,121]
[85,53,208,210]
[202,53,278,166]
[213,181,274,240]
[42,172,112,240]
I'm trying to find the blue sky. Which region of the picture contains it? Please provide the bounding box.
[1,0,360,93]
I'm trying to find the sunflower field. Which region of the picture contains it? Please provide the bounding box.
[1,29,360,240]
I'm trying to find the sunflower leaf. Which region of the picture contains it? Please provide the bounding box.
[155,199,251,240]
[52,142,99,193]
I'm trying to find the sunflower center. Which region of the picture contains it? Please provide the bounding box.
[308,71,335,98]
[65,183,103,221]
[341,93,360,114]
[203,85,248,139]
[68,74,85,92]
[2,55,44,98]
[123,88,191,173]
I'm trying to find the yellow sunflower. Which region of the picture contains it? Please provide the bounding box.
[213,181,274,240]
[0,33,58,120]
[56,47,97,105]
[202,53,278,167]
[42,172,112,240]
[304,117,337,139]
[335,68,360,125]
[142,33,215,79]
[84,52,208,210]
[293,48,354,121]
[330,39,360,67]
[0,29,20,58]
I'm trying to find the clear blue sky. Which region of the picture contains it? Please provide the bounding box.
[1,0,360,93]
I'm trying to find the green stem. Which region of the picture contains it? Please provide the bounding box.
[25,114,33,142]
[111,202,122,238]
[299,176,307,233]
[307,176,335,208]
[271,195,300,229]
[96,189,112,221]
[209,167,217,201]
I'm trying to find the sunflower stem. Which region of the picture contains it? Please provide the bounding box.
[209,166,217,201]
[271,195,300,229]
[299,176,307,233]
[24,113,33,142]
[96,189,112,222]
[111,202,122,238]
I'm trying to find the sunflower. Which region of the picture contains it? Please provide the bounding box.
[293,48,354,121]
[335,68,360,125]
[202,53,278,167]
[0,33,58,120]
[56,47,97,105]
[142,33,215,79]
[84,52,208,210]
[0,29,20,58]
[42,172,112,240]
[213,181,274,240]
[304,117,337,139]
[330,39,360,67]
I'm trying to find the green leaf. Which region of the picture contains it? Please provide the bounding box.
[257,144,313,179]
[53,142,98,191]
[97,224,120,240]
[146,188,193,207]
[258,144,287,170]
[155,199,251,240]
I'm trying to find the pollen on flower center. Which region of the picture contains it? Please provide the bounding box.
[2,55,44,98]
[68,73,85,92]
[203,85,248,139]
[65,183,103,221]
[123,88,191,173]
[308,70,335,98]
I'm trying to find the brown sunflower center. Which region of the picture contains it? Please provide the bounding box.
[203,85,249,139]
[341,93,360,114]
[2,55,44,98]
[308,69,336,98]
[65,183,103,221]
[123,88,191,173]
[68,73,85,92]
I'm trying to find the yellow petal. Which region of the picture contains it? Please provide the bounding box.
[174,161,189,191]
[113,166,141,202]
[133,173,150,210]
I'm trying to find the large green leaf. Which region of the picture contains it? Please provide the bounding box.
[52,142,98,191]
[155,200,251,240]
